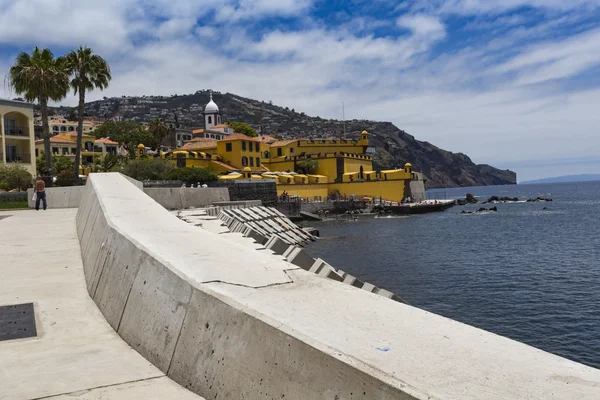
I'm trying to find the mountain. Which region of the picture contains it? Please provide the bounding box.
[521,174,600,184]
[51,90,516,188]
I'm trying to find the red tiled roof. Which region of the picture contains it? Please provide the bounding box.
[219,132,262,142]
[211,123,229,129]
[192,129,205,134]
[35,136,73,144]
[259,135,277,143]
[95,138,118,145]
[270,139,298,147]
[210,160,239,171]
[180,138,217,150]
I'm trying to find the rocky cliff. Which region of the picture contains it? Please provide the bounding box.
[52,90,516,188]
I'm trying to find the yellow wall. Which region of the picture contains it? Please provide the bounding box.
[276,179,405,202]
[1,102,36,176]
[217,139,262,171]
[277,184,329,200]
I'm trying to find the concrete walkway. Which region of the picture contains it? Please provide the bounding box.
[0,210,201,400]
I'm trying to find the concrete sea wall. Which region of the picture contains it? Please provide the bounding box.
[27,186,85,209]
[143,187,229,210]
[76,172,600,400]
[27,180,227,210]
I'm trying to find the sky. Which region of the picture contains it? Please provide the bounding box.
[1,0,600,181]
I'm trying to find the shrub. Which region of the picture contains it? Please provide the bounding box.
[0,164,33,191]
[54,170,75,187]
[162,167,218,185]
[122,158,175,181]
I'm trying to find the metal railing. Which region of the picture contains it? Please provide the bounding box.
[5,153,32,163]
[3,126,30,137]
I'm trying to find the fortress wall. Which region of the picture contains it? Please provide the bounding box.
[76,172,600,400]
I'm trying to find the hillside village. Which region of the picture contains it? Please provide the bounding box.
[40,90,516,188]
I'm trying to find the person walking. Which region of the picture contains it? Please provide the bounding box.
[34,177,47,210]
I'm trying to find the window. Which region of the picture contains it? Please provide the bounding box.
[256,157,260,166]
[277,148,282,157]
[250,157,254,167]
[217,115,221,124]
[52,147,59,154]
[249,142,253,152]
[242,156,248,166]
[4,118,16,133]
[208,116,212,124]
[85,142,94,151]
[226,143,232,152]
[264,151,270,158]
[68,126,74,132]
[242,141,247,151]
[35,149,39,157]
[60,126,66,131]
[290,148,294,153]
[62,147,68,155]
[71,148,77,155]
[52,126,59,132]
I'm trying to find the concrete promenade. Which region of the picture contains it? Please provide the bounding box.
[0,209,201,400]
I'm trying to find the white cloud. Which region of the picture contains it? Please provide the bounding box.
[397,14,446,38]
[1,0,600,181]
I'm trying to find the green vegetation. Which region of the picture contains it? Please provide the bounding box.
[228,121,258,137]
[0,164,33,191]
[0,200,28,210]
[92,121,154,158]
[296,159,319,174]
[148,119,170,150]
[162,167,218,185]
[122,158,175,181]
[8,47,70,175]
[64,46,112,179]
[92,154,126,172]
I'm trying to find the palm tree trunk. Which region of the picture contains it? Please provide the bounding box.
[74,88,85,181]
[40,96,52,176]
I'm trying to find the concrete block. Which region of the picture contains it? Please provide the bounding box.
[287,249,316,270]
[266,236,289,255]
[361,282,377,293]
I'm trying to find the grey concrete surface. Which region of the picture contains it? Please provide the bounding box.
[76,172,600,400]
[0,209,201,400]
[27,186,85,209]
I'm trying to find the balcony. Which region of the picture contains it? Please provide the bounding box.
[3,126,30,138]
[3,153,32,163]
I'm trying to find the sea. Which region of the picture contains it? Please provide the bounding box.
[304,181,600,369]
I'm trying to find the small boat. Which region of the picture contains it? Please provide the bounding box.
[377,199,456,215]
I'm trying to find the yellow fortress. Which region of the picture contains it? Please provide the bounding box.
[162,128,426,203]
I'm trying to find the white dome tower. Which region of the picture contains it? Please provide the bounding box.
[204,91,221,129]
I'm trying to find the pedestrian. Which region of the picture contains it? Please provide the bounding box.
[34,177,47,211]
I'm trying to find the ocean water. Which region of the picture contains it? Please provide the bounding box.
[304,181,600,369]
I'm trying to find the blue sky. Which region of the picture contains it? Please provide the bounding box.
[2,0,600,181]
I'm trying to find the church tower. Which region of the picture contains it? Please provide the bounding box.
[204,91,221,130]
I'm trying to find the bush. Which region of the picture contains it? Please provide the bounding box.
[54,170,75,187]
[122,158,175,181]
[0,164,33,191]
[162,167,218,185]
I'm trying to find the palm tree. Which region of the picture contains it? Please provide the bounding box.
[65,46,111,180]
[7,47,69,175]
[148,119,170,151]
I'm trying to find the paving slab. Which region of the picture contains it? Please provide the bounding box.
[0,210,201,400]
